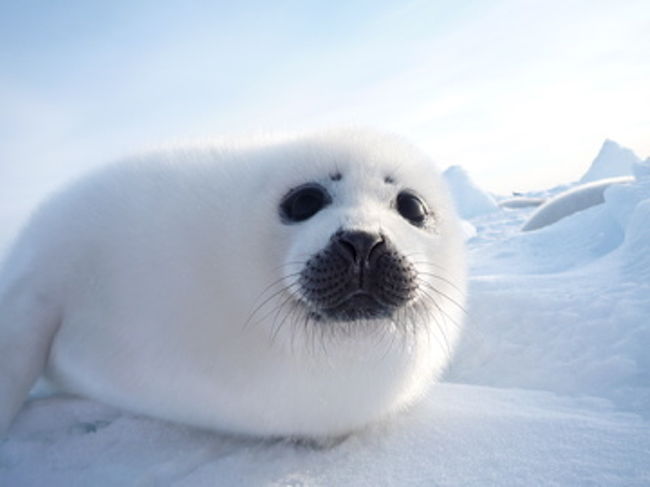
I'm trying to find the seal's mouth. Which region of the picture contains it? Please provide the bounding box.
[315,291,395,322]
[299,230,418,323]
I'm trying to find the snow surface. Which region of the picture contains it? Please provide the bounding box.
[580,139,641,183]
[2,160,650,486]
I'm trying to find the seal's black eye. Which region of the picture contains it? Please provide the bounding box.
[396,191,427,226]
[280,184,331,223]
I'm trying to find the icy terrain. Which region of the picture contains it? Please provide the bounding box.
[580,140,641,183]
[2,148,650,486]
[443,165,499,219]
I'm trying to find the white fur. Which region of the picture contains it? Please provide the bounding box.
[0,130,466,438]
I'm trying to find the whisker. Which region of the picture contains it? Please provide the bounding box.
[403,299,443,357]
[270,293,301,344]
[414,291,452,358]
[269,261,309,272]
[244,277,301,329]
[416,271,466,295]
[417,279,467,315]
[417,286,465,334]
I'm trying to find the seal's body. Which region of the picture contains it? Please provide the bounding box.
[0,131,466,438]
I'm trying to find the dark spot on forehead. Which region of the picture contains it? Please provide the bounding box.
[384,176,395,184]
[330,172,342,181]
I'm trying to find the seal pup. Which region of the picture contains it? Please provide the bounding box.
[0,130,466,439]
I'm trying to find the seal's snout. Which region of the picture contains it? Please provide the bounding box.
[300,230,418,321]
[333,230,385,267]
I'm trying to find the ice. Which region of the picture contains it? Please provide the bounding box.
[633,158,650,180]
[443,165,499,219]
[453,172,650,417]
[580,140,641,183]
[520,142,646,232]
[521,176,633,231]
[498,196,545,209]
[2,157,650,485]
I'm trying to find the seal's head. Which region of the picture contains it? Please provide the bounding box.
[246,130,466,348]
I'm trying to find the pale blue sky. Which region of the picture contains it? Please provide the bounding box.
[1,0,649,224]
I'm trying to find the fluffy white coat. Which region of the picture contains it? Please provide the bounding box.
[0,130,466,438]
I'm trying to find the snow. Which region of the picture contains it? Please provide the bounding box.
[580,139,641,183]
[520,140,645,231]
[521,176,633,231]
[3,386,648,486]
[2,156,650,485]
[498,196,545,209]
[443,165,499,219]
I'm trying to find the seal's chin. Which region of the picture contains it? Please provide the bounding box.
[309,292,396,322]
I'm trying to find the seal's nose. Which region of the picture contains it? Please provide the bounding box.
[334,230,385,265]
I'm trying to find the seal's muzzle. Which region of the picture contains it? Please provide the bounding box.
[300,230,418,321]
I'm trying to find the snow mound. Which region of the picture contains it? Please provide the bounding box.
[608,182,650,284]
[499,197,545,209]
[633,158,650,180]
[580,140,641,183]
[459,219,477,240]
[443,165,499,219]
[455,173,650,416]
[522,176,633,231]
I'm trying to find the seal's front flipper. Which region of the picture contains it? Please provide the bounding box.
[0,278,60,435]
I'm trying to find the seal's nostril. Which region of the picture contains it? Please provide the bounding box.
[335,231,385,264]
[338,239,358,262]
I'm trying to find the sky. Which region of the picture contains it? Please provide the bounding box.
[1,0,649,222]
